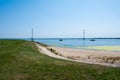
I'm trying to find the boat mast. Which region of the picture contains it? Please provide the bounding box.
[31,28,34,42]
[83,29,85,40]
[83,29,85,46]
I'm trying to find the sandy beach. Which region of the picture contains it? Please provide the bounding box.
[36,43,120,67]
[50,47,120,65]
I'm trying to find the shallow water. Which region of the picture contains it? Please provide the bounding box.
[33,38,120,48]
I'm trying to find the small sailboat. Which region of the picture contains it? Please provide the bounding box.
[90,39,95,41]
[59,39,63,41]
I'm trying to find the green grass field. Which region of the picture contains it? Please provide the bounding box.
[0,40,120,80]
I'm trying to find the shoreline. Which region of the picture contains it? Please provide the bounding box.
[47,45,120,52]
[36,43,120,67]
[50,46,120,65]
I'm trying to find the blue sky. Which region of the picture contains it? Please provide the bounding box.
[0,0,120,38]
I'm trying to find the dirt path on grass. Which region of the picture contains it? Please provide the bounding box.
[35,43,120,67]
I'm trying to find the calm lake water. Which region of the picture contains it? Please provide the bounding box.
[32,38,120,48]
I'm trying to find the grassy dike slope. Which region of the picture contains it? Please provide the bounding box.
[0,40,120,80]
